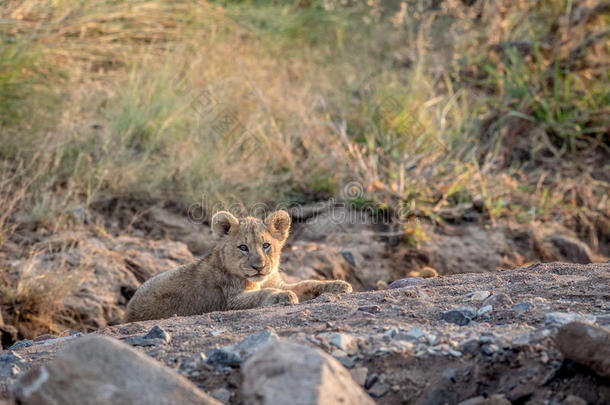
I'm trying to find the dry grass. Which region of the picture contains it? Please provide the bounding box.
[0,0,608,337]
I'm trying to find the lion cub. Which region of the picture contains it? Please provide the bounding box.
[125,210,352,322]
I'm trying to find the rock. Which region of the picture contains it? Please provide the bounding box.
[468,290,491,302]
[368,382,390,398]
[477,305,493,316]
[440,307,477,326]
[357,305,381,314]
[506,383,534,403]
[334,354,355,368]
[562,395,587,405]
[341,251,356,267]
[460,339,480,355]
[241,341,375,405]
[416,370,458,405]
[481,344,498,356]
[458,395,511,405]
[206,330,279,368]
[555,321,610,378]
[365,373,379,389]
[388,277,422,289]
[124,326,170,347]
[596,314,610,326]
[396,327,426,341]
[511,301,531,311]
[482,293,513,309]
[349,367,368,386]
[144,325,171,343]
[211,388,231,404]
[0,350,25,378]
[546,234,592,264]
[329,333,358,355]
[9,339,33,350]
[125,325,171,347]
[12,335,220,405]
[545,312,595,327]
[206,348,241,368]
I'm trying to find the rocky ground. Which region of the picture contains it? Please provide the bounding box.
[1,262,609,404]
[0,204,602,341]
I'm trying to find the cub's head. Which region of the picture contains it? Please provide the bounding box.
[211,210,291,282]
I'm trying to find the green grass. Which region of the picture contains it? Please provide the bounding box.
[0,0,608,247]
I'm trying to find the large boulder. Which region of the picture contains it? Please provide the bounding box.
[555,321,610,378]
[12,335,220,405]
[241,341,375,405]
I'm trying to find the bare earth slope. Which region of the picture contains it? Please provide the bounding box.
[2,262,609,404]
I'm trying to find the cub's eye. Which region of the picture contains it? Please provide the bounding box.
[238,244,249,252]
[262,242,271,251]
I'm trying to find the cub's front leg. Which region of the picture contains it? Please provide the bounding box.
[284,280,352,301]
[229,288,298,310]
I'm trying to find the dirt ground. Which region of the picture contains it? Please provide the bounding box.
[2,262,609,404]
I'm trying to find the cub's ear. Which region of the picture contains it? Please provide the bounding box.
[212,211,239,237]
[265,210,291,242]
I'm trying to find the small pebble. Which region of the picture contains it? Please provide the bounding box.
[468,290,491,302]
[477,305,493,316]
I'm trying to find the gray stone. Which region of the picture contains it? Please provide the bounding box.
[11,335,220,405]
[211,388,231,404]
[357,305,381,314]
[365,373,379,389]
[0,351,24,378]
[440,307,477,326]
[545,312,595,327]
[341,251,356,267]
[206,330,279,368]
[597,314,610,326]
[0,350,24,365]
[562,395,587,405]
[405,327,426,339]
[459,339,480,355]
[555,321,610,378]
[144,325,171,343]
[468,291,490,302]
[415,370,458,405]
[9,339,33,350]
[368,382,390,398]
[388,277,422,289]
[481,344,498,356]
[241,341,374,405]
[512,302,531,311]
[476,305,493,316]
[206,348,242,368]
[383,328,398,338]
[124,325,171,347]
[329,333,358,355]
[482,293,513,309]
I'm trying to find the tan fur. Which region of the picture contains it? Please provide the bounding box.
[124,210,352,322]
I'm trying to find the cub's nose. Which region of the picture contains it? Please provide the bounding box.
[251,264,264,272]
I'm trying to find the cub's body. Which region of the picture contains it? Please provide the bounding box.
[125,210,351,322]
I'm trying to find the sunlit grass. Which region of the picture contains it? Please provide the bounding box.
[0,0,607,248]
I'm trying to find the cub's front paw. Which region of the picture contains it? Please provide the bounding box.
[321,280,353,294]
[264,290,298,306]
